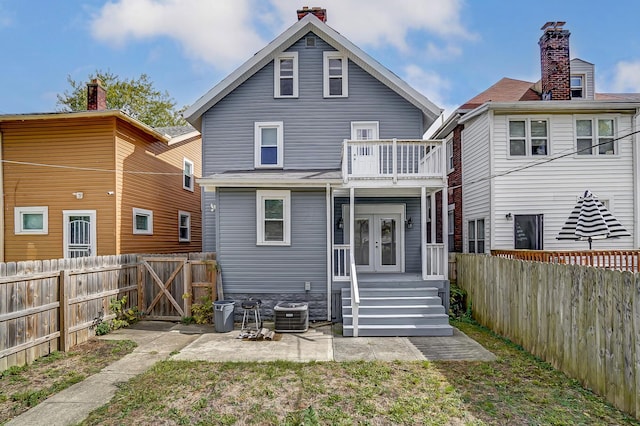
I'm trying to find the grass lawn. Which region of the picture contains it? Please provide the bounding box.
[0,339,136,424]
[77,320,639,426]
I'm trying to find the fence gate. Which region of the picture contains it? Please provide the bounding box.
[139,257,188,320]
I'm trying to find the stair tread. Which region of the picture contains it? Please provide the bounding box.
[343,313,448,318]
[343,324,452,329]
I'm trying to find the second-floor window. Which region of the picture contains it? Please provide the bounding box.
[255,122,284,168]
[446,138,454,171]
[274,52,298,98]
[576,118,616,156]
[351,122,379,140]
[324,52,348,97]
[183,158,194,191]
[509,119,548,157]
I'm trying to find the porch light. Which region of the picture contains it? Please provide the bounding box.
[505,213,513,220]
[405,217,413,229]
[337,217,344,229]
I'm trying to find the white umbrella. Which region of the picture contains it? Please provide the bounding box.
[557,190,630,249]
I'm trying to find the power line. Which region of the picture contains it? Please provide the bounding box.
[0,159,186,176]
[449,127,640,191]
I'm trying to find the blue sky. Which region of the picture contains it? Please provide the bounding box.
[2,0,640,130]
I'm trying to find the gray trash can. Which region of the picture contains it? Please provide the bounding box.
[214,300,235,332]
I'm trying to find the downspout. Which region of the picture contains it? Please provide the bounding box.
[634,109,640,248]
[487,110,495,250]
[0,130,3,262]
[326,183,332,321]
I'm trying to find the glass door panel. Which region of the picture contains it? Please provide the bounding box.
[354,217,371,269]
[379,218,397,267]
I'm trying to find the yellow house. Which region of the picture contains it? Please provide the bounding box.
[0,91,202,261]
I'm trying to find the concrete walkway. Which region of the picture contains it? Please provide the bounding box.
[6,321,495,425]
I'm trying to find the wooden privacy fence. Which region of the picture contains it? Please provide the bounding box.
[457,254,640,419]
[0,252,215,372]
[492,249,640,273]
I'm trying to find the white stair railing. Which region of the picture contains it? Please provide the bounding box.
[349,251,360,338]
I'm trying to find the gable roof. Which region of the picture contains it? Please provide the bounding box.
[460,77,540,109]
[184,13,442,133]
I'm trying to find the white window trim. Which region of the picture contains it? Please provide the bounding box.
[133,207,153,235]
[14,206,48,235]
[178,211,191,242]
[274,52,299,98]
[256,190,291,246]
[446,137,454,172]
[570,74,585,99]
[507,117,550,158]
[254,121,284,168]
[350,121,379,140]
[183,158,194,191]
[467,218,485,254]
[573,115,618,157]
[323,51,348,98]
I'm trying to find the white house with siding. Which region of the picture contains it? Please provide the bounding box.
[435,22,640,254]
[185,8,451,336]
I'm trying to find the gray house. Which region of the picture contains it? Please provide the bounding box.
[185,8,451,337]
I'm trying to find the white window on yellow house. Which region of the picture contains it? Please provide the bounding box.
[133,208,153,235]
[179,211,191,242]
[183,158,194,191]
[15,206,48,234]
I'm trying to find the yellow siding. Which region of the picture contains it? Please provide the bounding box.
[1,117,117,261]
[116,123,202,254]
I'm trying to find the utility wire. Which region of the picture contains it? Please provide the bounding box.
[0,159,186,176]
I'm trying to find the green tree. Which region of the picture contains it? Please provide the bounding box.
[56,70,186,127]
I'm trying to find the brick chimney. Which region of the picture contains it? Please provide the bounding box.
[297,6,327,22]
[87,78,107,110]
[539,21,570,101]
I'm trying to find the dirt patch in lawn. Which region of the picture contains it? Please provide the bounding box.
[0,339,136,424]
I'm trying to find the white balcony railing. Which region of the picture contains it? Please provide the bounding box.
[333,244,350,281]
[342,139,444,182]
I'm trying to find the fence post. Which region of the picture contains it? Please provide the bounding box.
[184,260,192,317]
[58,270,70,352]
[137,257,145,313]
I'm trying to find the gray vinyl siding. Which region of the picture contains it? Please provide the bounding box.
[201,33,423,175]
[334,197,423,273]
[202,191,216,251]
[217,188,327,294]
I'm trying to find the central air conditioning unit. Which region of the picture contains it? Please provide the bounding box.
[274,301,309,332]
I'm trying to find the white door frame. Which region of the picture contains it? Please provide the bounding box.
[343,204,405,273]
[63,210,97,258]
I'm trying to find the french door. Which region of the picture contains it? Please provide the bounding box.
[63,210,96,258]
[345,205,404,273]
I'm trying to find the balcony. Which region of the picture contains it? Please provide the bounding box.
[342,139,444,183]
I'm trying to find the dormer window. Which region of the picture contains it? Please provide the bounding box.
[571,75,584,99]
[274,52,298,98]
[323,52,348,97]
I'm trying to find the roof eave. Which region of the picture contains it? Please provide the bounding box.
[0,110,170,142]
[459,100,640,124]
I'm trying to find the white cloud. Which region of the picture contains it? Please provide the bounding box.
[269,0,472,52]
[611,60,640,92]
[90,0,266,71]
[90,0,473,70]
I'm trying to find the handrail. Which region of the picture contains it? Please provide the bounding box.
[349,251,360,338]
